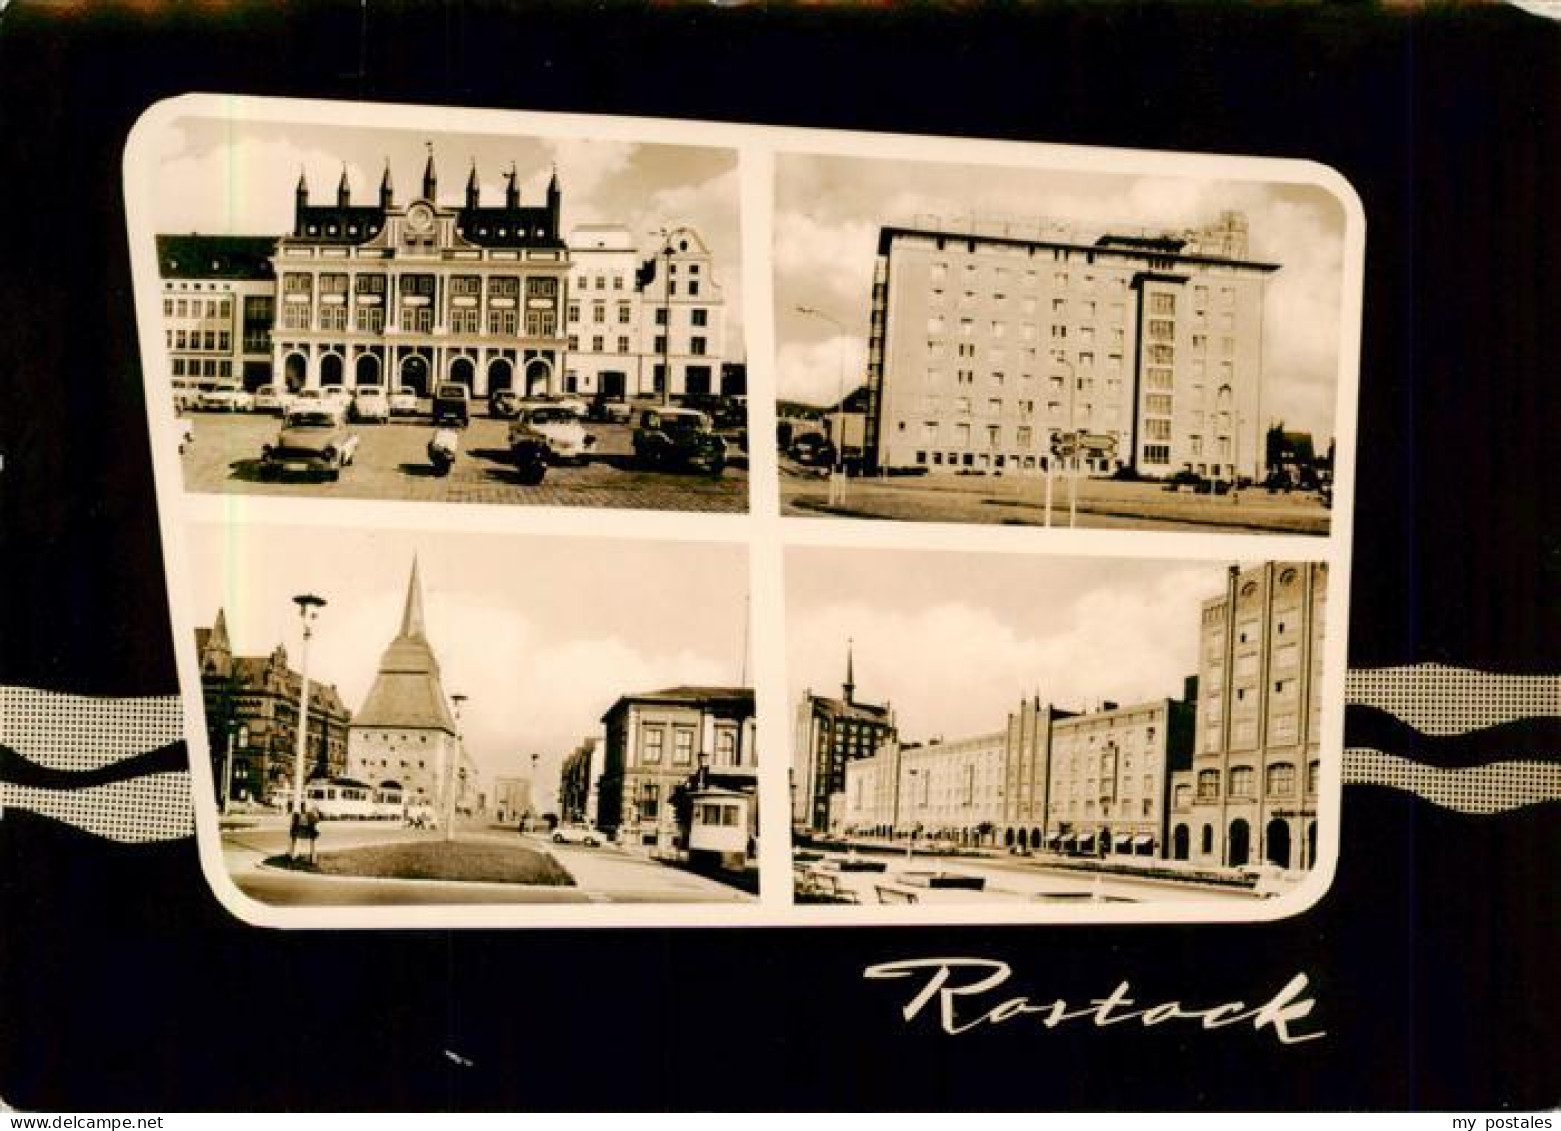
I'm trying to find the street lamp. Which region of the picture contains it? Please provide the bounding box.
[904,767,919,860]
[290,593,326,815]
[652,227,677,406]
[529,751,539,831]
[795,305,850,506]
[446,692,467,842]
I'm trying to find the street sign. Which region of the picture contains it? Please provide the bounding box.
[1049,430,1077,458]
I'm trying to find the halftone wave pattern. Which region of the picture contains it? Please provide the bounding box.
[1342,749,1561,815]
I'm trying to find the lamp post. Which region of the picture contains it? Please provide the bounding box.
[446,692,467,842]
[651,227,677,406]
[529,751,539,831]
[290,594,326,815]
[795,305,850,506]
[904,767,919,860]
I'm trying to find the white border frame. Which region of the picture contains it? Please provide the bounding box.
[124,92,1364,930]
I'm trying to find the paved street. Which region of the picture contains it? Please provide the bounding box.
[180,407,748,513]
[780,465,1331,534]
[797,845,1267,905]
[221,815,753,905]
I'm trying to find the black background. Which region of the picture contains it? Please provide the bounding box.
[1,0,1559,1111]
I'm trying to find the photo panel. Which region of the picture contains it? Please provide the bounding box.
[126,96,749,516]
[773,148,1362,538]
[176,518,760,927]
[785,544,1347,923]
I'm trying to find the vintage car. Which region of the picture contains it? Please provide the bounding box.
[389,385,420,416]
[260,405,360,481]
[431,381,470,427]
[197,385,253,413]
[509,404,595,465]
[588,391,633,423]
[550,824,607,848]
[350,384,391,423]
[549,394,590,419]
[632,407,727,474]
[252,384,287,414]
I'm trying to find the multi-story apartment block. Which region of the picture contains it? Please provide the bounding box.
[841,730,1006,840]
[1168,562,1327,870]
[562,224,643,398]
[273,156,569,399]
[597,686,756,849]
[864,213,1277,480]
[157,235,276,396]
[791,651,897,832]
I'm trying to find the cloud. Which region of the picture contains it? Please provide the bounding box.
[776,333,866,406]
[787,570,1207,742]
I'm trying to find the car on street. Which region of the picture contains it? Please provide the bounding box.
[389,385,420,416]
[549,395,590,419]
[589,392,632,423]
[198,385,253,413]
[260,404,360,481]
[633,407,727,474]
[509,404,595,464]
[787,432,836,468]
[350,384,391,423]
[252,384,287,414]
[550,824,607,848]
[432,382,470,427]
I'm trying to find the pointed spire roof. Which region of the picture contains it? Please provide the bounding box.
[379,159,394,202]
[399,555,427,639]
[352,558,456,733]
[843,638,856,703]
[295,167,309,197]
[421,142,437,201]
[337,164,351,203]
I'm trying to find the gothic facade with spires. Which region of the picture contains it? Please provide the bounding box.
[345,559,479,814]
[155,150,733,401]
[274,152,570,398]
[790,647,898,833]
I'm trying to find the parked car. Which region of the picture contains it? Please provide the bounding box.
[551,824,607,848]
[489,388,520,419]
[252,384,287,414]
[788,432,836,468]
[320,385,352,412]
[549,394,590,419]
[633,407,727,474]
[260,405,360,481]
[432,382,470,427]
[589,392,633,423]
[389,385,420,416]
[198,385,253,413]
[351,384,391,423]
[509,404,595,465]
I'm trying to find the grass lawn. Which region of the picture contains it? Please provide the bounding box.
[267,840,576,886]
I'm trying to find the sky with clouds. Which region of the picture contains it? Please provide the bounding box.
[787,549,1256,742]
[774,152,1348,441]
[140,113,744,350]
[184,523,748,808]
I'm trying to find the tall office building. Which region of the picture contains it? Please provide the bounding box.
[1167,561,1327,869]
[864,213,1277,479]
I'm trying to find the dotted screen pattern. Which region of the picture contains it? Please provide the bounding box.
[1342,748,1561,814]
[0,773,195,843]
[1346,664,1561,736]
[0,687,185,771]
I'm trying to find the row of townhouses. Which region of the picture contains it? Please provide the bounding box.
[793,560,1327,872]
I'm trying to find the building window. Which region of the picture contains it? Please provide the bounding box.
[639,783,660,821]
[449,308,477,335]
[1143,444,1170,465]
[487,276,519,299]
[567,302,580,322]
[641,727,664,765]
[691,308,708,327]
[618,304,632,324]
[1267,763,1296,797]
[450,276,480,298]
[1229,765,1255,798]
[673,729,694,765]
[487,308,518,336]
[526,310,556,337]
[690,337,707,356]
[1197,769,1220,800]
[617,335,631,353]
[592,302,606,323]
